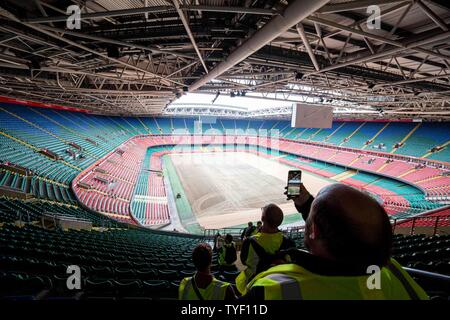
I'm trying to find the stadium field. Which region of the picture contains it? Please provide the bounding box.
[168,152,333,229]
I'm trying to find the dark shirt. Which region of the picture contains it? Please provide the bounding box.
[241,225,256,239]
[294,195,315,221]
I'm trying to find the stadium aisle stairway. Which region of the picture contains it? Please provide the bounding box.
[131,147,170,226]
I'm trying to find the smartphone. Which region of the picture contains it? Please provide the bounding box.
[287,170,302,197]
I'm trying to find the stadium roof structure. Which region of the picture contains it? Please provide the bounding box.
[0,0,449,120]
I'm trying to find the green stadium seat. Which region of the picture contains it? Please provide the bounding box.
[157,269,179,281]
[84,278,115,297]
[141,280,169,298]
[114,268,136,279]
[113,279,142,298]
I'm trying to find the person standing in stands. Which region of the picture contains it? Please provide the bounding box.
[236,204,295,295]
[243,184,428,300]
[218,234,238,272]
[179,243,236,300]
[252,221,263,235]
[241,222,256,240]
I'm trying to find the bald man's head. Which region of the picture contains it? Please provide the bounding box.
[305,184,392,266]
[262,203,284,229]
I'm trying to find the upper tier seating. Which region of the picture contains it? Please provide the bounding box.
[398,123,449,158]
[371,122,416,153]
[1,103,448,162]
[341,122,386,149]
[325,122,362,145]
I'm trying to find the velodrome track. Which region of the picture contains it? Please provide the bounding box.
[169,152,333,229]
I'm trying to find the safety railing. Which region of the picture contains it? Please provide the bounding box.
[391,214,450,236]
[203,227,243,238]
[403,267,450,298]
[203,215,449,240]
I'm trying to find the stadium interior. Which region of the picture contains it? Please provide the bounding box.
[0,0,449,302]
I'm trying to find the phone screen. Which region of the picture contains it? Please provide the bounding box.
[287,170,302,196]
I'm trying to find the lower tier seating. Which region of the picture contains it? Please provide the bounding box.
[0,222,448,300]
[0,222,209,300]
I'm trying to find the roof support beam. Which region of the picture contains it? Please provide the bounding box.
[307,16,450,62]
[303,18,450,78]
[24,6,278,24]
[188,0,330,92]
[0,12,183,87]
[27,24,194,59]
[373,71,450,88]
[417,0,449,31]
[181,5,277,15]
[296,23,320,71]
[171,0,208,74]
[318,0,408,14]
[303,29,449,75]
[25,6,172,23]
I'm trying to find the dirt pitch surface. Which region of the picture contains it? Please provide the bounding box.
[169,152,334,229]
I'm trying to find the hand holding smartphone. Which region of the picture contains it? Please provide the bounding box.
[286,170,302,197]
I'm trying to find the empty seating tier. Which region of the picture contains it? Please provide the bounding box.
[0,103,448,228]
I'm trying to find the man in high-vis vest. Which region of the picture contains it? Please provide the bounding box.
[179,243,236,300]
[244,184,428,300]
[218,234,238,271]
[236,203,295,295]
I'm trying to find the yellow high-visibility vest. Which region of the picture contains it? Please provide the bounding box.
[236,231,284,295]
[246,259,429,300]
[179,276,230,300]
